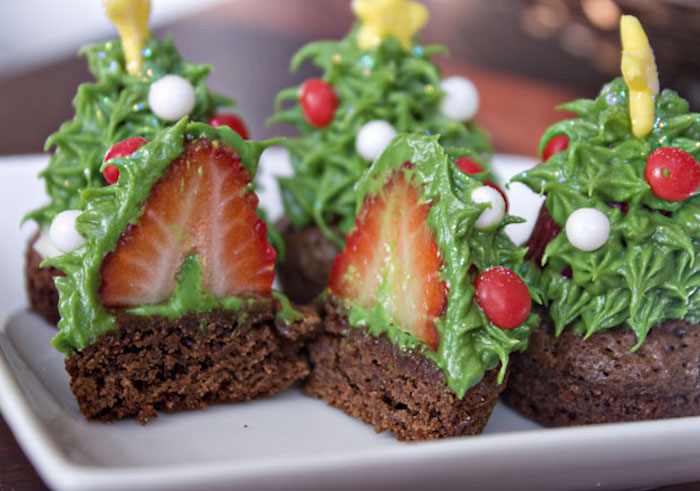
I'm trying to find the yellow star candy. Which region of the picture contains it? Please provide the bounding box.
[620,15,659,138]
[103,0,151,75]
[352,0,429,51]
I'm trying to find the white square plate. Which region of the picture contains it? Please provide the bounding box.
[1,154,699,491]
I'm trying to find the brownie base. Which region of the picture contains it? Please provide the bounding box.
[303,298,506,441]
[65,302,319,423]
[276,219,339,304]
[25,233,63,326]
[503,312,700,426]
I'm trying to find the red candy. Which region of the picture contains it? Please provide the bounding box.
[644,147,700,202]
[102,136,148,184]
[299,78,338,127]
[541,135,569,162]
[455,156,484,175]
[208,113,249,140]
[474,266,531,329]
[455,156,508,212]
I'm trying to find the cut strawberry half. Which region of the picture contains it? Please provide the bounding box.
[329,171,447,350]
[525,203,561,268]
[99,138,276,307]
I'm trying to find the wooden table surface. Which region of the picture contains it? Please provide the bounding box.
[0,1,698,489]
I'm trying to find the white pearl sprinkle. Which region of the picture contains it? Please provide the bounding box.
[148,74,196,122]
[49,210,85,253]
[355,120,397,161]
[439,76,479,121]
[471,186,506,230]
[565,208,610,252]
[34,228,63,259]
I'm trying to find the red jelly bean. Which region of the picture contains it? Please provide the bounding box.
[299,78,338,127]
[102,136,148,184]
[644,147,700,201]
[475,266,531,329]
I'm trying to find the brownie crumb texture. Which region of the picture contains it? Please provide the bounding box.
[303,298,506,441]
[503,313,700,426]
[66,304,319,423]
[276,219,339,304]
[25,233,63,326]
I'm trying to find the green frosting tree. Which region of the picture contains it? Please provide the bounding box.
[332,133,533,397]
[515,77,700,348]
[24,35,231,228]
[270,14,492,247]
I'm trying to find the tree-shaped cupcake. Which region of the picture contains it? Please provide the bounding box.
[303,133,534,440]
[270,0,496,302]
[25,0,248,324]
[505,16,700,425]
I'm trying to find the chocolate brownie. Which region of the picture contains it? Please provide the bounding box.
[303,298,506,441]
[276,218,339,304]
[503,311,700,426]
[25,232,62,325]
[66,302,319,423]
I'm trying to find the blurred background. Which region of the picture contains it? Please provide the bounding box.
[1,0,698,157]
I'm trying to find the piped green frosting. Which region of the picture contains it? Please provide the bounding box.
[514,77,700,347]
[269,26,492,247]
[335,134,534,398]
[44,120,278,353]
[24,35,231,228]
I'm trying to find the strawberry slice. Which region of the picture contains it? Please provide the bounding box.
[99,138,275,307]
[329,170,447,350]
[524,203,561,268]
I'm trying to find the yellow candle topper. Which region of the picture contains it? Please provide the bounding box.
[352,0,429,51]
[103,0,151,75]
[620,15,659,138]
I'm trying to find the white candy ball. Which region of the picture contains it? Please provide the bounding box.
[49,210,85,253]
[439,76,479,121]
[148,74,196,122]
[355,120,397,161]
[471,186,506,230]
[565,208,610,252]
[34,228,63,259]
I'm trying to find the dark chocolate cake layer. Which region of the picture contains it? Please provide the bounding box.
[276,219,339,304]
[66,303,319,423]
[303,298,505,441]
[25,233,63,326]
[503,312,700,426]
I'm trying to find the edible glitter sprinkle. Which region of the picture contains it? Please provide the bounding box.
[348,106,355,114]
[605,91,619,106]
[358,54,375,70]
[133,103,144,111]
[98,51,106,59]
[331,53,342,64]
[424,84,435,95]
[142,47,152,58]
[425,129,432,135]
[109,61,118,72]
[412,45,424,57]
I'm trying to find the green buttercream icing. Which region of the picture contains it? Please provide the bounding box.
[269,26,492,247]
[335,134,534,398]
[513,77,700,348]
[44,120,288,353]
[24,35,231,229]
